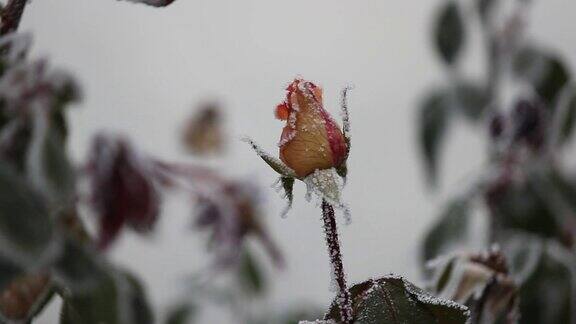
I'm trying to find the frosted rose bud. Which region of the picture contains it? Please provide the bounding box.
[275,79,348,178]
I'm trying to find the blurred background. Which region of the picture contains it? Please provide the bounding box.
[21,0,576,322]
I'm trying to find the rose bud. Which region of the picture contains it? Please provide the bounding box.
[86,134,160,249]
[275,79,348,178]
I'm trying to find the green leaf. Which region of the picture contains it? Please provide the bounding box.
[500,232,544,285]
[59,270,154,324]
[454,83,489,122]
[419,90,451,187]
[421,197,470,264]
[492,176,561,239]
[517,245,574,324]
[165,304,196,324]
[434,1,465,64]
[325,276,469,324]
[59,275,120,324]
[513,47,571,106]
[26,109,75,209]
[0,162,53,263]
[559,88,576,145]
[237,249,266,296]
[476,0,497,24]
[53,239,106,292]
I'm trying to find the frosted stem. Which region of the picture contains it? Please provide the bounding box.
[321,200,353,324]
[0,0,27,35]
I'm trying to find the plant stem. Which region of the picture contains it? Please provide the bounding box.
[321,199,353,324]
[0,0,27,36]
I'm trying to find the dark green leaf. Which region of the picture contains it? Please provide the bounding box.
[419,90,451,187]
[517,246,573,324]
[27,110,75,208]
[434,1,465,64]
[477,0,497,24]
[454,83,489,122]
[559,88,576,144]
[0,258,22,292]
[165,304,196,324]
[237,249,266,296]
[53,239,106,292]
[123,272,154,324]
[500,232,544,285]
[0,162,53,262]
[422,198,470,264]
[59,275,120,324]
[492,176,561,239]
[325,276,469,324]
[513,47,571,106]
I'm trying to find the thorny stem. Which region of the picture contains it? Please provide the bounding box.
[0,0,27,36]
[321,200,353,324]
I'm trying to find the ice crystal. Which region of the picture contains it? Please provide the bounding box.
[304,168,351,224]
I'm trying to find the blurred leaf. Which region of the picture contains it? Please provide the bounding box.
[0,258,22,292]
[422,197,470,264]
[434,1,465,64]
[500,232,544,285]
[517,246,574,324]
[59,275,120,324]
[59,270,153,324]
[121,0,176,7]
[559,88,576,145]
[476,0,497,24]
[0,161,53,262]
[454,83,489,122]
[419,90,451,186]
[237,249,266,296]
[123,272,154,324]
[165,304,196,324]
[491,177,561,239]
[0,274,53,322]
[53,239,106,292]
[26,110,75,208]
[513,47,570,106]
[182,103,224,156]
[325,276,469,324]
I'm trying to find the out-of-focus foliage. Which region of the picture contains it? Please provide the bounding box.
[418,0,576,323]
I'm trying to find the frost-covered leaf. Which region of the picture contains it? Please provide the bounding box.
[434,1,465,65]
[243,137,297,178]
[418,89,451,187]
[325,276,469,324]
[421,197,470,264]
[513,47,570,106]
[0,161,54,264]
[120,0,176,7]
[340,85,352,157]
[277,176,294,218]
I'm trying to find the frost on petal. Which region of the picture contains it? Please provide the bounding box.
[304,168,351,224]
[243,137,297,178]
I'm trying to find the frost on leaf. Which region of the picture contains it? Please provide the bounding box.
[273,176,294,218]
[304,168,351,224]
[243,137,297,178]
[324,275,469,324]
[340,85,353,157]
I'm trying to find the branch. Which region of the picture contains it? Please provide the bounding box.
[0,0,27,36]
